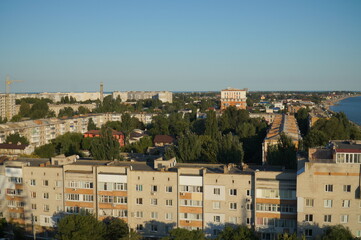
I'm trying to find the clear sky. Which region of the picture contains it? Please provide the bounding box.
[0,0,360,92]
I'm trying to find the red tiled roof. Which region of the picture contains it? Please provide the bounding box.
[154,135,175,144]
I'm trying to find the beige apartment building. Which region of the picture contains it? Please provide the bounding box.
[297,140,361,239]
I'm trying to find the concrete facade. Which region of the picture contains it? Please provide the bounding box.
[220,88,247,111]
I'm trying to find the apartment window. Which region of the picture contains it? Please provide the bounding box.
[214,215,221,223]
[31,192,36,199]
[305,199,314,207]
[67,194,80,201]
[150,224,158,232]
[214,188,221,195]
[305,229,313,237]
[324,215,332,223]
[325,184,333,192]
[83,194,94,202]
[150,198,158,205]
[151,185,158,192]
[357,231,361,238]
[136,224,143,230]
[305,214,313,222]
[135,211,143,218]
[43,180,49,186]
[136,198,143,205]
[229,202,237,210]
[44,217,50,224]
[57,206,62,212]
[229,216,237,224]
[55,180,62,187]
[83,182,93,189]
[165,213,173,220]
[324,199,333,208]
[31,204,37,210]
[246,217,251,225]
[343,185,351,192]
[342,200,350,208]
[229,189,237,196]
[33,216,38,222]
[165,186,173,193]
[43,192,49,199]
[358,215,361,223]
[43,204,49,212]
[246,203,253,210]
[151,212,158,219]
[56,193,62,200]
[213,201,221,209]
[340,215,349,223]
[30,179,36,186]
[166,199,173,206]
[136,184,143,191]
[246,189,252,196]
[114,183,127,191]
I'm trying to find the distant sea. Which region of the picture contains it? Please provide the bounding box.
[330,96,361,126]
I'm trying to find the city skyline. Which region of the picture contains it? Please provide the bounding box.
[1,0,361,92]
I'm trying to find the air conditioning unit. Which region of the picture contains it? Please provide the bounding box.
[151,192,156,196]
[246,198,252,202]
[72,188,77,191]
[185,220,191,223]
[180,192,185,196]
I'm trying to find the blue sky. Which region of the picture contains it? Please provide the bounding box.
[0,0,360,92]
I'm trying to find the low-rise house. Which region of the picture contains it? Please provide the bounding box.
[0,143,34,156]
[154,135,175,147]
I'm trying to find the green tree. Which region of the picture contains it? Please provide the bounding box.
[277,233,299,240]
[5,133,29,145]
[10,114,22,122]
[103,217,129,240]
[81,137,94,151]
[149,115,170,136]
[90,128,120,160]
[216,225,258,240]
[321,225,354,240]
[34,143,56,158]
[161,228,206,240]
[199,135,218,163]
[267,133,297,169]
[217,133,244,164]
[78,106,90,114]
[0,218,7,237]
[56,214,106,240]
[205,110,218,138]
[295,108,310,136]
[52,132,84,156]
[87,118,98,131]
[0,117,7,123]
[19,101,31,117]
[176,133,202,162]
[58,107,76,118]
[30,100,49,119]
[303,129,328,149]
[123,136,153,154]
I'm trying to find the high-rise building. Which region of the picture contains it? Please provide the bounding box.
[0,93,16,120]
[220,88,247,111]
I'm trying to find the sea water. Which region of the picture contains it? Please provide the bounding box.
[330,96,361,126]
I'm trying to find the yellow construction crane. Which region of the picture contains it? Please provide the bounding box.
[5,75,23,94]
[4,75,23,120]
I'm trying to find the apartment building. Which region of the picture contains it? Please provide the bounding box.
[220,88,247,111]
[262,114,301,164]
[297,140,361,239]
[112,91,173,103]
[0,93,16,120]
[0,112,157,148]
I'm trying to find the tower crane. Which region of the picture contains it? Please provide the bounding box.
[5,75,23,94]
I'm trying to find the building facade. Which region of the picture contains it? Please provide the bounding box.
[220,88,247,111]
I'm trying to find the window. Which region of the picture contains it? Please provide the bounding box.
[151,212,158,219]
[325,184,333,192]
[55,180,62,187]
[305,229,312,237]
[135,211,143,218]
[44,217,50,223]
[213,201,221,209]
[340,215,348,223]
[150,224,158,232]
[342,200,350,208]
[358,215,361,223]
[136,198,143,205]
[83,194,94,202]
[229,189,237,196]
[324,215,332,223]
[151,185,158,192]
[214,188,220,195]
[43,192,49,199]
[343,185,351,192]
[305,214,313,222]
[229,216,237,224]
[214,216,221,223]
[43,204,49,212]
[136,184,143,191]
[31,192,36,199]
[114,183,127,191]
[166,213,173,220]
[305,199,314,207]
[324,199,333,208]
[166,199,173,206]
[31,204,37,210]
[66,194,80,201]
[150,198,158,205]
[136,224,143,230]
[246,189,252,196]
[357,231,361,238]
[165,186,173,192]
[83,182,93,189]
[56,193,62,200]
[30,179,36,186]
[114,196,127,204]
[246,217,251,225]
[229,202,237,210]
[33,216,38,222]
[246,203,253,210]
[43,180,49,186]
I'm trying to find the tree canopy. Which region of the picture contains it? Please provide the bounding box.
[267,133,297,169]
[5,133,29,145]
[216,225,258,240]
[321,225,355,240]
[90,128,120,160]
[161,228,206,240]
